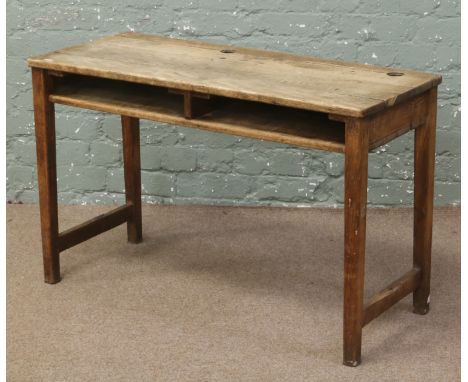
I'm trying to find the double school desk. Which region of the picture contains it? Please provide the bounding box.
[27,33,441,366]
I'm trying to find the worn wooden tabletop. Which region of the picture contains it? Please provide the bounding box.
[28,32,441,117]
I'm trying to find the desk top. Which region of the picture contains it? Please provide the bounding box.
[28,32,441,118]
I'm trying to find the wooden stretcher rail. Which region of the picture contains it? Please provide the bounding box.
[58,204,132,252]
[363,268,421,327]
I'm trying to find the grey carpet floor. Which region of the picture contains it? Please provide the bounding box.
[6,204,460,381]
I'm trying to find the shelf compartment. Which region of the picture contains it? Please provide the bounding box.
[49,75,345,152]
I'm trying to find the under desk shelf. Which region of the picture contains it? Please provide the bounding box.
[49,75,345,152]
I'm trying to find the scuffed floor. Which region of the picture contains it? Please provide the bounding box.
[7,204,460,381]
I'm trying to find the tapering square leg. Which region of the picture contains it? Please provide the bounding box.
[32,68,61,284]
[121,115,142,243]
[343,119,369,367]
[413,88,437,315]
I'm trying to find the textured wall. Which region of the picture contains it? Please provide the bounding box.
[6,0,460,207]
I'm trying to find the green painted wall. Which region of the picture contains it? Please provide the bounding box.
[6,0,460,207]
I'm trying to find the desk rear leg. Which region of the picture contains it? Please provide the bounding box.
[121,116,143,243]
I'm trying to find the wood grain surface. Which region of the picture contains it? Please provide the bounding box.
[28,32,441,117]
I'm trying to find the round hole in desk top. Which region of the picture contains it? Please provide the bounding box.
[387,72,404,77]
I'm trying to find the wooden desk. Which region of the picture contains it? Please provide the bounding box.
[28,32,441,366]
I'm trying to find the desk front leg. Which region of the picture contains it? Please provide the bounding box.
[32,68,61,284]
[343,118,369,366]
[413,88,437,314]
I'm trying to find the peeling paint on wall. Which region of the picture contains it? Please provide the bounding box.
[6,0,460,207]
